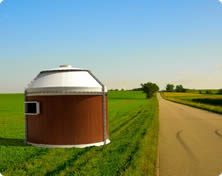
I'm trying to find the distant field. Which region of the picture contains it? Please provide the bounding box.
[184,89,221,94]
[0,91,159,176]
[161,92,222,114]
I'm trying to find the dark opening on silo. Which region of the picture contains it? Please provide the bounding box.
[24,65,110,148]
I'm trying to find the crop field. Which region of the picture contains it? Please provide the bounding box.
[0,91,158,176]
[161,92,222,114]
[184,89,221,94]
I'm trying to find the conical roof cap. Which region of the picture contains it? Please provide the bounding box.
[26,65,107,95]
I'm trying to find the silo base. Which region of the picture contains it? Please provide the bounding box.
[27,139,110,148]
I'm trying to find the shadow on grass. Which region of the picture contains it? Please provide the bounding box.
[192,98,222,106]
[0,137,30,147]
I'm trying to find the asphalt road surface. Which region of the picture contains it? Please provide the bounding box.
[158,94,222,176]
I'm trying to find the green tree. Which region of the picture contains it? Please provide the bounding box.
[141,82,159,98]
[175,85,185,92]
[166,84,174,92]
[218,89,222,94]
[206,90,212,94]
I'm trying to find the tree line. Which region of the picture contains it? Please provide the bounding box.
[165,84,222,94]
[109,83,222,98]
[166,84,185,92]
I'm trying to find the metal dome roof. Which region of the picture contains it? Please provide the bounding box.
[25,65,107,95]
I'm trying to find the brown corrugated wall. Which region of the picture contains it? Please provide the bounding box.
[26,95,108,145]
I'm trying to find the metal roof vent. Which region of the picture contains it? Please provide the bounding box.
[59,65,72,68]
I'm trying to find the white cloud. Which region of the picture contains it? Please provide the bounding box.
[219,0,222,3]
[0,0,3,4]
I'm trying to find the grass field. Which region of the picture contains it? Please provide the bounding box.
[161,92,222,114]
[0,91,159,176]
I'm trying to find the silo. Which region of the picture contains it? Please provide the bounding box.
[24,65,110,148]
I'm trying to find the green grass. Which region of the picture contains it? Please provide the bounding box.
[161,92,222,114]
[0,91,159,176]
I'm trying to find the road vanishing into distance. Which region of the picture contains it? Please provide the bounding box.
[158,94,222,176]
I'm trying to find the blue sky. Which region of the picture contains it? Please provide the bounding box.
[0,0,222,92]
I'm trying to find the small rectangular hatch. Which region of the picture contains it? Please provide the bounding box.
[25,101,40,115]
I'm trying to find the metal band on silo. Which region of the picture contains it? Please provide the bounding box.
[87,71,107,145]
[24,90,27,143]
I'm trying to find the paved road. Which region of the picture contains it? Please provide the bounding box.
[158,94,222,176]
